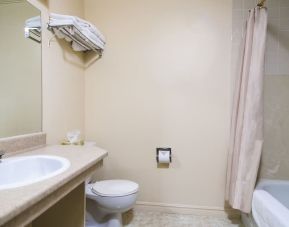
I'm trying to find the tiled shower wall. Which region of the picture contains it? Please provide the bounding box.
[232,0,289,179]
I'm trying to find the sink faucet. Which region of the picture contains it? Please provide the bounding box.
[0,150,5,162]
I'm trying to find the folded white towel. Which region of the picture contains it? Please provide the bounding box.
[71,42,87,52]
[24,16,42,41]
[76,17,105,42]
[25,16,41,28]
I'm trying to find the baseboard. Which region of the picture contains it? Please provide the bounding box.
[135,201,240,219]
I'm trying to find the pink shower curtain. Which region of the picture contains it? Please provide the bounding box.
[226,7,268,213]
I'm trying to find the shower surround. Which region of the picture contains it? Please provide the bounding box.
[232,0,289,180]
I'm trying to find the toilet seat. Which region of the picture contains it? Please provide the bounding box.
[91,180,139,197]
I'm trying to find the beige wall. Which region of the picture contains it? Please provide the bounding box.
[29,0,85,144]
[84,0,232,208]
[0,2,41,138]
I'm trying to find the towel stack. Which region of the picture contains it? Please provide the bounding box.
[49,13,105,52]
[24,16,41,41]
[25,16,41,29]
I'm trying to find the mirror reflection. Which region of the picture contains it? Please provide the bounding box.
[0,0,42,138]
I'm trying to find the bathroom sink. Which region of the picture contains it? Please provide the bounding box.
[0,155,70,190]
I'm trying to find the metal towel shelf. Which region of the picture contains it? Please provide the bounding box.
[25,27,41,43]
[48,24,103,57]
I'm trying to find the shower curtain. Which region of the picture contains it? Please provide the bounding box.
[226,7,268,213]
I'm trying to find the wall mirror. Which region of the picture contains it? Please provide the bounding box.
[0,0,42,138]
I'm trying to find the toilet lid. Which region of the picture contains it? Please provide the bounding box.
[91,180,139,197]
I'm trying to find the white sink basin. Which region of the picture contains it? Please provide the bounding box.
[0,155,70,190]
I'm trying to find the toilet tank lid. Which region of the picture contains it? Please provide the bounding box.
[91,180,139,197]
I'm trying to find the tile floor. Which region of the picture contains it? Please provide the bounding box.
[123,210,243,227]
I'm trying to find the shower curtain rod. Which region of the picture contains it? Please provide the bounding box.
[257,0,266,7]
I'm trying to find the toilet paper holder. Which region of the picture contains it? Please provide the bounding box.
[156,148,172,163]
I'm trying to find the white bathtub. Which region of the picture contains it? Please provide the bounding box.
[252,179,289,227]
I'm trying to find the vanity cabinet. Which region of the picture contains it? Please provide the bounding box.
[31,183,85,227]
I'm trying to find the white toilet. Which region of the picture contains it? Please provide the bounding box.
[85,180,139,227]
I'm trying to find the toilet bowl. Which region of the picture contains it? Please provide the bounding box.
[85,180,139,227]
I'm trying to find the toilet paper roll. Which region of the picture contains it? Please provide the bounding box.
[158,150,170,164]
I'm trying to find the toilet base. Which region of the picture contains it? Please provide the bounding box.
[86,199,122,227]
[86,213,122,227]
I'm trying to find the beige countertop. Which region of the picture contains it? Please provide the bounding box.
[0,145,108,226]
